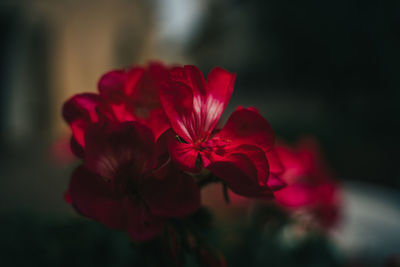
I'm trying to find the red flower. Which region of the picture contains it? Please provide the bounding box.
[66,122,201,241]
[159,65,285,198]
[62,63,170,157]
[274,138,340,228]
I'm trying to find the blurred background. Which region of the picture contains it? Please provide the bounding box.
[0,0,399,266]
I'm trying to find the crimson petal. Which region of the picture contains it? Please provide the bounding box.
[63,93,104,124]
[70,135,84,158]
[169,65,207,96]
[84,122,155,180]
[68,165,127,229]
[159,81,195,143]
[98,70,135,122]
[70,119,89,150]
[129,65,161,117]
[208,153,273,198]
[167,131,200,172]
[124,67,146,96]
[203,67,236,133]
[144,108,170,141]
[142,167,201,217]
[274,183,317,208]
[217,107,275,152]
[98,70,128,101]
[62,93,114,147]
[230,145,270,186]
[265,149,285,175]
[266,173,287,191]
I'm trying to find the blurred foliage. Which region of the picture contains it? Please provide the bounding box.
[0,205,343,267]
[218,204,342,267]
[0,208,222,267]
[0,212,135,267]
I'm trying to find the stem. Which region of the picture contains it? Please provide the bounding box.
[222,182,230,204]
[196,173,220,188]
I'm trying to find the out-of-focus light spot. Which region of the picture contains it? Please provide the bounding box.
[333,181,400,261]
[155,0,206,46]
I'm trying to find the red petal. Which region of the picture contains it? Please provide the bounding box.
[161,66,235,144]
[64,189,72,204]
[98,68,147,122]
[142,168,201,217]
[266,149,285,175]
[152,130,171,177]
[169,65,207,96]
[98,70,136,122]
[98,67,145,98]
[70,136,85,158]
[63,93,104,124]
[84,122,155,180]
[168,66,212,140]
[184,65,207,96]
[167,131,200,172]
[207,153,273,198]
[109,103,136,122]
[183,66,209,139]
[69,166,165,241]
[98,70,128,101]
[274,183,317,208]
[129,65,164,119]
[275,143,308,180]
[124,67,146,96]
[147,62,170,86]
[70,118,88,148]
[236,145,270,186]
[219,144,270,186]
[144,108,170,141]
[203,67,236,133]
[68,165,127,229]
[159,81,195,142]
[266,173,287,191]
[217,107,275,152]
[62,93,114,147]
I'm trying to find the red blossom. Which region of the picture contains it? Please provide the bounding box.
[62,63,170,157]
[159,65,285,198]
[66,122,201,241]
[274,138,341,228]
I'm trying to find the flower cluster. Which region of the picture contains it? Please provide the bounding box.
[62,62,285,242]
[274,138,341,229]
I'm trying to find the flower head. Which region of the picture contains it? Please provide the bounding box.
[62,62,287,243]
[66,121,200,241]
[274,138,341,228]
[62,63,170,158]
[159,65,285,198]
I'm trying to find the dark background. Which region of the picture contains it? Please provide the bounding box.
[189,0,400,188]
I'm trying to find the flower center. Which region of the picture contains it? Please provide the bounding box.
[107,162,142,198]
[199,137,231,156]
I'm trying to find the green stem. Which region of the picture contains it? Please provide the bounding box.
[196,173,220,188]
